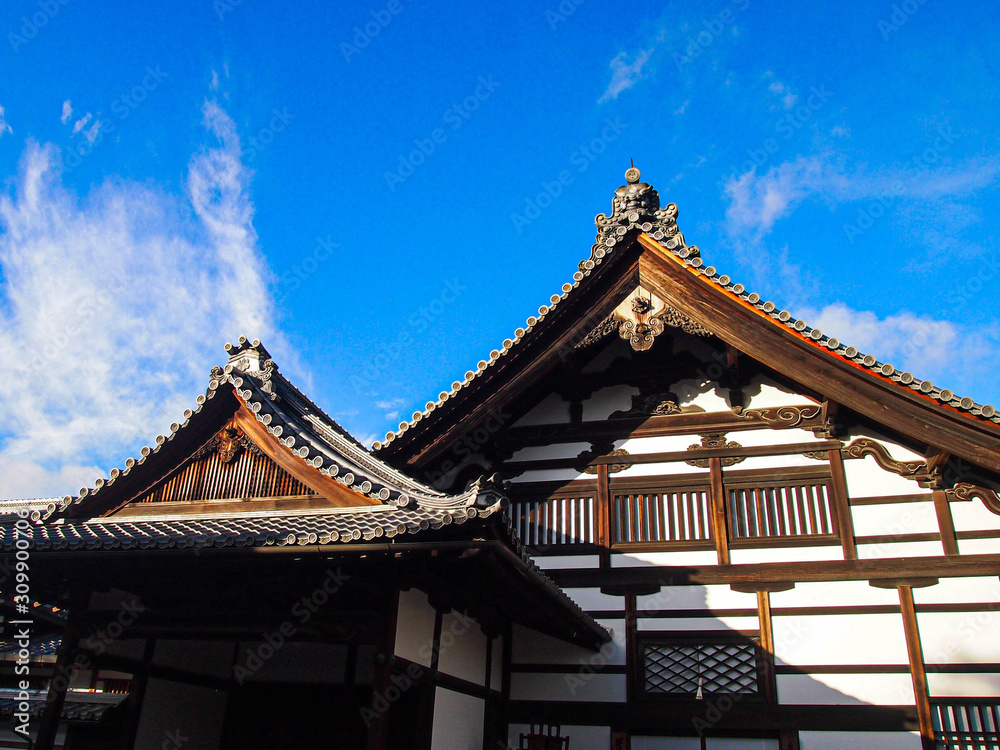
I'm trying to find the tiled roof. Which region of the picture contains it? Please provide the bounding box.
[0,688,126,721]
[48,338,500,522]
[374,166,999,450]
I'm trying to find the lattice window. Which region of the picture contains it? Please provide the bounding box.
[933,701,1000,750]
[643,641,760,696]
[728,481,834,539]
[614,489,712,544]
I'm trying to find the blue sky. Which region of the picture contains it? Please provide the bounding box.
[1,0,998,498]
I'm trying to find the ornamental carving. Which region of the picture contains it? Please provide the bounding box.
[612,287,712,352]
[192,424,263,464]
[584,448,633,475]
[610,393,682,420]
[736,405,823,429]
[840,438,929,480]
[593,167,696,256]
[945,483,1000,515]
[685,433,745,468]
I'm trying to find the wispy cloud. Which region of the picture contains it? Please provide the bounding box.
[60,100,73,125]
[0,105,11,137]
[0,99,286,499]
[71,113,92,136]
[599,49,652,103]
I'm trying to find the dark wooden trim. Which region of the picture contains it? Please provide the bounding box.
[510,663,629,674]
[625,592,639,703]
[757,591,777,704]
[899,586,936,750]
[933,490,960,556]
[546,553,1000,588]
[120,636,156,749]
[956,529,1000,540]
[35,619,80,750]
[709,458,730,565]
[855,532,941,546]
[850,493,935,506]
[366,587,400,750]
[729,535,841,550]
[828,448,856,560]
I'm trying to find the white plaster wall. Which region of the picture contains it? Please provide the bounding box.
[928,672,1000,696]
[508,441,593,462]
[612,460,708,478]
[512,393,569,427]
[511,622,625,666]
[509,672,627,702]
[913,576,1000,604]
[956,538,1000,555]
[237,642,348,683]
[637,616,758,632]
[563,587,625,612]
[153,639,234,680]
[612,550,719,567]
[672,379,731,411]
[617,433,710,455]
[729,545,844,564]
[490,636,503,692]
[950,498,1000,532]
[729,426,824,447]
[134,678,227,750]
[772,613,909,666]
[770,580,900,608]
[394,588,437,667]
[514,468,592,484]
[843,455,929,499]
[918,610,1000,664]
[745,378,816,408]
[436,611,487,686]
[637,584,757,612]
[430,688,484,750]
[736,454,828,471]
[582,385,640,421]
[777,672,915,705]
[856,540,942,559]
[850,501,938,537]
[799,731,921,749]
[509,723,611,749]
[534,554,602,570]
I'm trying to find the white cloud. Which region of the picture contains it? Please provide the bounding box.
[599,49,652,103]
[0,105,11,137]
[60,100,73,125]
[71,113,92,136]
[0,99,286,500]
[83,119,102,145]
[210,69,220,92]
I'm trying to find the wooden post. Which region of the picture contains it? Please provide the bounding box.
[756,591,777,704]
[625,592,639,702]
[597,464,611,568]
[898,586,936,750]
[366,589,400,750]
[827,449,857,560]
[932,490,959,556]
[120,638,156,750]
[709,457,730,565]
[35,618,81,750]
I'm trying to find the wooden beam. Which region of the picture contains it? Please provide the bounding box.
[234,407,379,507]
[898,586,936,750]
[932,490,960,556]
[636,234,1000,473]
[596,464,611,568]
[709,458,730,565]
[828,448,857,560]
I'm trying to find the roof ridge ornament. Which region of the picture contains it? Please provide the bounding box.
[592,166,697,258]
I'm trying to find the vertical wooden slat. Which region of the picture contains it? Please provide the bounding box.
[899,585,936,750]
[709,457,730,564]
[933,490,960,556]
[828,449,857,559]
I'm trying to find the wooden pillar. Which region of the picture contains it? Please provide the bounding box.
[827,449,857,560]
[119,638,156,750]
[625,592,639,702]
[366,589,400,750]
[756,591,777,704]
[36,618,81,750]
[898,585,936,750]
[708,457,730,565]
[596,464,612,569]
[932,490,959,556]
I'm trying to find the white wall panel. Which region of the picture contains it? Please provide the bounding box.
[777,673,915,705]
[135,678,227,750]
[850,502,938,537]
[618,433,711,454]
[949,499,1000,532]
[512,622,625,666]
[738,454,828,471]
[955,538,1000,555]
[508,442,593,462]
[914,576,1000,604]
[799,730,921,749]
[918,609,1000,664]
[733,426,820,446]
[928,672,1000,697]
[394,588,437,667]
[612,550,720,567]
[637,584,757,611]
[729,545,843,564]
[436,611,486,686]
[534,555,602,570]
[770,580,900,608]
[510,671,627,702]
[856,541,941,559]
[512,393,569,426]
[582,385,639,421]
[843,456,930,499]
[563,587,625,611]
[638,616,758,632]
[746,378,812,408]
[773,613,909,666]
[430,688,484,750]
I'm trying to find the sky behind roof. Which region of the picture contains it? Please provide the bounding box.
[1,0,999,498]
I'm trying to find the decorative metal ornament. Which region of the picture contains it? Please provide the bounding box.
[685,433,745,468]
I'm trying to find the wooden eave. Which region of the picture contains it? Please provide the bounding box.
[635,233,1000,473]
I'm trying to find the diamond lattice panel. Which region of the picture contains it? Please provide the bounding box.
[643,643,759,695]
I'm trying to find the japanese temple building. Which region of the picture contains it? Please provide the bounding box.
[2,167,1000,749]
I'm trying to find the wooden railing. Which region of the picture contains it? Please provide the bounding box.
[933,701,1000,750]
[613,488,712,544]
[512,494,597,546]
[727,480,835,540]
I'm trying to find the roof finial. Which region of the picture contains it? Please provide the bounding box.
[625,164,641,184]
